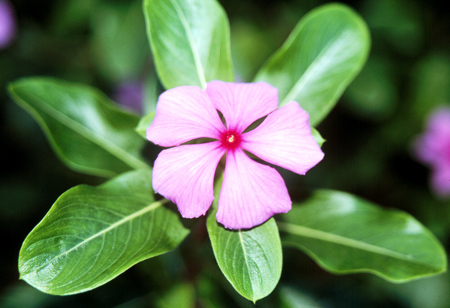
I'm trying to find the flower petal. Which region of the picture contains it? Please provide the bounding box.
[415,107,450,165]
[414,133,444,165]
[0,0,16,49]
[431,163,450,198]
[427,107,450,136]
[242,102,324,175]
[153,142,225,218]
[206,80,278,132]
[217,148,291,229]
[147,86,224,147]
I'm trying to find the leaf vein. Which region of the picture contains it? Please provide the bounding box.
[278,222,429,265]
[169,0,207,88]
[31,200,166,273]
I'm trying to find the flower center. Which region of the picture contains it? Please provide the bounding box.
[220,130,242,150]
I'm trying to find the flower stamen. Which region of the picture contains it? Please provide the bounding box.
[221,130,241,151]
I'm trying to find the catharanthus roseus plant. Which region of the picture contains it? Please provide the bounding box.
[8,0,447,304]
[147,81,324,229]
[414,106,450,197]
[0,0,16,49]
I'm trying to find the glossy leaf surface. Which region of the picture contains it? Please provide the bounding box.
[207,179,282,302]
[136,111,155,139]
[19,169,190,295]
[279,190,447,282]
[144,0,234,89]
[311,128,325,147]
[254,4,370,126]
[9,78,148,177]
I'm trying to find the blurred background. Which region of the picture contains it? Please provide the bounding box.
[1,0,450,307]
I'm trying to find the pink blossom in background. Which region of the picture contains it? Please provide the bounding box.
[147,81,324,229]
[113,81,144,114]
[414,107,450,198]
[0,0,16,49]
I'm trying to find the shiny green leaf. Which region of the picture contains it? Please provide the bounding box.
[144,0,234,89]
[19,169,190,295]
[136,111,155,139]
[143,71,162,114]
[207,178,282,302]
[254,4,370,126]
[8,78,149,177]
[311,128,325,147]
[279,190,447,282]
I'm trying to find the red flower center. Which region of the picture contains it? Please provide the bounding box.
[220,130,242,150]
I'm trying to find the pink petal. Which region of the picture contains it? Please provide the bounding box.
[431,163,450,198]
[414,134,443,165]
[242,102,324,175]
[153,142,225,218]
[415,107,450,165]
[206,80,278,133]
[147,86,225,147]
[0,0,16,49]
[217,148,291,229]
[427,107,450,136]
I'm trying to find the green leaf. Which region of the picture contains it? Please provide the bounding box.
[254,4,370,126]
[143,0,234,89]
[279,190,447,282]
[8,77,149,177]
[207,216,282,302]
[143,70,162,114]
[19,169,190,295]
[206,178,283,302]
[311,128,325,147]
[136,111,155,139]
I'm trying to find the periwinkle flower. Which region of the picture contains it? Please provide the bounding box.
[0,0,16,49]
[414,107,450,198]
[147,81,324,229]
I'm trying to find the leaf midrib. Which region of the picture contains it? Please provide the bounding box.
[238,231,254,299]
[280,30,353,106]
[12,85,148,170]
[24,200,165,274]
[277,222,436,268]
[169,0,207,89]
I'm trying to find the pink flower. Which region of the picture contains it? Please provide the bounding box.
[414,107,450,198]
[0,0,16,49]
[147,81,324,229]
